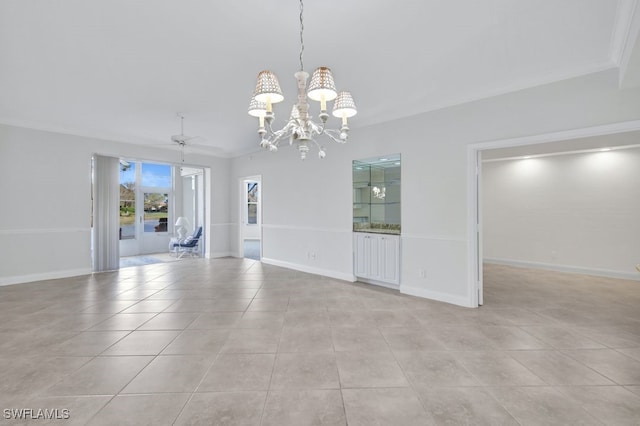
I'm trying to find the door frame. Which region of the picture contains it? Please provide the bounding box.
[467,119,640,308]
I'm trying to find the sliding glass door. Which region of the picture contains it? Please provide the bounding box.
[120,161,173,256]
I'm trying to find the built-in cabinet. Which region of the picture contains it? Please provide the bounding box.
[354,232,400,287]
[353,154,401,288]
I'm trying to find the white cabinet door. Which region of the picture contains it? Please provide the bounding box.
[354,233,399,285]
[354,233,369,277]
[379,235,400,284]
[354,233,380,279]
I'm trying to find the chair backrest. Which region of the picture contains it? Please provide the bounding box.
[192,226,203,240]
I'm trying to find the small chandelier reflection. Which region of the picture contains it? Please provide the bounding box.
[247,0,357,160]
[372,186,386,199]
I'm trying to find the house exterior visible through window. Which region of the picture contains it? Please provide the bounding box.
[247,182,258,225]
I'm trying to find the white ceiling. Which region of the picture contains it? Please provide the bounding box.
[0,0,633,157]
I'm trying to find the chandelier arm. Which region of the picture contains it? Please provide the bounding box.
[323,129,349,144]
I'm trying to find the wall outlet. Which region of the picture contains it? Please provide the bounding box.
[307,252,316,260]
[418,268,426,278]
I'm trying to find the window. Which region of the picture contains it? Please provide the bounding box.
[247,182,258,225]
[119,161,173,239]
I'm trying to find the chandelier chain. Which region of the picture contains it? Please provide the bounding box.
[299,0,304,71]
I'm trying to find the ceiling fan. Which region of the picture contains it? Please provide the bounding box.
[171,113,204,162]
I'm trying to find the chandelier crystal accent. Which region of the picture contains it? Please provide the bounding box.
[248,0,357,160]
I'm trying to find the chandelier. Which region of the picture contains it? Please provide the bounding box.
[247,0,357,160]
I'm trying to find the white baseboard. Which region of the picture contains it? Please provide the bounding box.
[356,277,399,290]
[0,268,93,287]
[401,285,474,308]
[261,257,356,282]
[484,258,640,281]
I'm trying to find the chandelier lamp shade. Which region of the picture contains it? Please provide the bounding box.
[247,0,357,160]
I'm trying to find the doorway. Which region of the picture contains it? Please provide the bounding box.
[118,160,204,258]
[468,120,640,308]
[240,176,262,260]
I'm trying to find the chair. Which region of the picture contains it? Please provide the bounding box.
[171,226,203,258]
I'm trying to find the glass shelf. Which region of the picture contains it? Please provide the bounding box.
[353,154,401,234]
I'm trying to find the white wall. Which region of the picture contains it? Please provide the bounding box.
[482,147,640,279]
[0,124,230,285]
[230,69,640,306]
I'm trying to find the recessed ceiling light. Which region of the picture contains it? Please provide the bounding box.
[522,156,531,159]
[599,148,611,152]
[379,158,388,161]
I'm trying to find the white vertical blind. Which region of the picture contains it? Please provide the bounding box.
[92,155,120,271]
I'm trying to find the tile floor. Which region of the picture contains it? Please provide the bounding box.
[1,260,639,425]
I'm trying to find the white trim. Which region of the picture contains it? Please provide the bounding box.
[356,277,399,290]
[482,144,640,163]
[0,268,93,287]
[466,145,481,308]
[261,257,356,282]
[401,285,474,308]
[262,224,350,234]
[484,258,640,282]
[472,120,640,151]
[209,223,234,227]
[0,227,90,235]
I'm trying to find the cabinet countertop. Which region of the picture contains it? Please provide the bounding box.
[353,229,401,235]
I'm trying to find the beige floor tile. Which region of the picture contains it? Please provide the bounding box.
[220,328,281,354]
[270,352,340,390]
[510,350,614,385]
[394,351,480,387]
[161,329,229,355]
[173,391,266,426]
[563,348,640,384]
[16,395,112,426]
[557,385,640,425]
[121,355,213,394]
[198,353,275,391]
[283,310,330,327]
[45,356,153,396]
[88,393,190,426]
[87,313,157,331]
[235,311,285,329]
[186,312,242,329]
[48,331,130,356]
[415,387,518,425]
[262,390,346,426]
[101,330,180,356]
[0,357,92,397]
[342,388,434,426]
[278,326,333,352]
[3,259,640,424]
[137,312,200,330]
[119,299,177,313]
[489,386,603,426]
[336,351,409,388]
[245,298,290,312]
[519,325,606,349]
[331,327,389,352]
[454,351,547,386]
[379,327,447,351]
